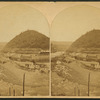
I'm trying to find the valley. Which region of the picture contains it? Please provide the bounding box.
[0,50,49,96]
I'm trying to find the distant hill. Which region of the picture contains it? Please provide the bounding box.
[0,42,7,51]
[68,29,100,53]
[3,30,49,52]
[51,41,72,53]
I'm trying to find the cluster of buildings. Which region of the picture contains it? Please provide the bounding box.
[68,52,100,68]
[15,61,48,72]
[69,52,100,62]
[3,48,50,62]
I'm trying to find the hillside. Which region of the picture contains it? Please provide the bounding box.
[52,55,100,96]
[68,29,100,53]
[51,41,72,53]
[3,30,49,52]
[0,42,7,51]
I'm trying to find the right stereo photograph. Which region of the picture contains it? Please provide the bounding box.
[51,4,100,96]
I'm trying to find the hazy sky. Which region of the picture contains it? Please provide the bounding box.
[51,4,100,42]
[0,3,49,42]
[2,2,100,25]
[1,2,100,42]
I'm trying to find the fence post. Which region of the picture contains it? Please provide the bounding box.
[13,89,15,96]
[88,72,90,96]
[74,87,76,96]
[9,87,11,96]
[23,73,25,96]
[78,88,80,96]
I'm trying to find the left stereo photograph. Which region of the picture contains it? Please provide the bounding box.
[0,4,50,96]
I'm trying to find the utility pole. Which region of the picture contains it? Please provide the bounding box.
[88,72,90,96]
[23,73,25,96]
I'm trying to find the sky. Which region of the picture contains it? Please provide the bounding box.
[51,4,100,41]
[0,3,49,42]
[0,2,100,42]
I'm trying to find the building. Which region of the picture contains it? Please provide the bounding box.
[56,60,61,64]
[86,54,98,61]
[40,52,49,55]
[82,61,100,69]
[63,57,75,63]
[20,55,33,61]
[16,48,42,54]
[76,53,87,60]
[25,63,35,69]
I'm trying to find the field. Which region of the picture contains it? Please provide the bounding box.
[0,42,49,96]
[51,53,100,96]
[0,55,49,96]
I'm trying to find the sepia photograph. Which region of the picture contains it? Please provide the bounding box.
[51,3,100,96]
[1,1,100,98]
[0,2,50,96]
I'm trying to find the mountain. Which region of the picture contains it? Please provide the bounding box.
[3,30,49,52]
[68,29,100,53]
